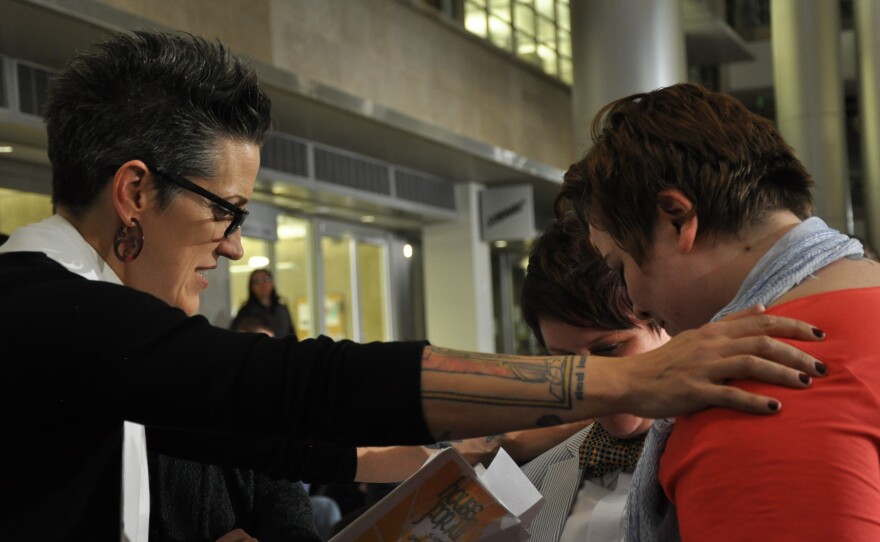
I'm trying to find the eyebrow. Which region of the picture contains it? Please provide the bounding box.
[589,330,629,344]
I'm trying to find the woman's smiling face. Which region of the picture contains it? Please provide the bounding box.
[125,139,259,315]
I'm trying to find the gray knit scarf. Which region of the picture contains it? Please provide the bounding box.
[624,217,863,541]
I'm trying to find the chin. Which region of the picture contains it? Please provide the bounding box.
[177,297,200,316]
[598,415,650,439]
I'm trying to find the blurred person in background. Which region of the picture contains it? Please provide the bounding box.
[232,268,297,340]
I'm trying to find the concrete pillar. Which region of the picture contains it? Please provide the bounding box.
[855,0,880,247]
[570,0,687,152]
[772,0,853,233]
[423,182,495,352]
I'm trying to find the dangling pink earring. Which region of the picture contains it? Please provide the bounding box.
[113,218,144,263]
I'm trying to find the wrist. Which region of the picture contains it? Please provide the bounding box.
[581,354,637,418]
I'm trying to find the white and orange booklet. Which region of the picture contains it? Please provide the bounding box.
[330,446,544,542]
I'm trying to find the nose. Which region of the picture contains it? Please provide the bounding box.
[218,229,244,261]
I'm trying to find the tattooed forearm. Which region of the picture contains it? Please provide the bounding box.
[536,414,564,427]
[421,346,583,408]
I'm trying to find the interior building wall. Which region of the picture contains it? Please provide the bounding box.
[97,0,574,169]
[100,0,274,60]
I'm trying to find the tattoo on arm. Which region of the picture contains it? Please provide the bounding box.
[422,347,583,408]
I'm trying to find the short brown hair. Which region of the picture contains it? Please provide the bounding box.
[556,83,813,263]
[520,216,659,348]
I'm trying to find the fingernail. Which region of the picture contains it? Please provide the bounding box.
[812,327,825,339]
[768,400,780,412]
[799,373,811,385]
[815,361,828,375]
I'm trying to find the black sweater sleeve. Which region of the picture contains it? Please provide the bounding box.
[146,428,358,484]
[2,252,434,449]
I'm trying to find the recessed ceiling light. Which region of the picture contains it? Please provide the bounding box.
[0,146,13,153]
[248,256,270,268]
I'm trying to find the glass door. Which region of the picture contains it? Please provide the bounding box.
[228,211,316,339]
[276,215,315,339]
[317,221,391,342]
[320,235,355,340]
[0,187,52,235]
[356,241,388,342]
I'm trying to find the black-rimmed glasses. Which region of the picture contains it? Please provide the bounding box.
[149,165,249,238]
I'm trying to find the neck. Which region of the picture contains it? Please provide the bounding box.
[58,201,126,282]
[690,211,803,326]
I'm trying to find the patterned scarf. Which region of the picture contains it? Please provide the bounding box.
[625,217,863,542]
[579,422,647,478]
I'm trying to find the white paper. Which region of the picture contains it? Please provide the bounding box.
[329,446,544,542]
[478,447,544,527]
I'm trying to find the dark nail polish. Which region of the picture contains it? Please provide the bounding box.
[768,400,780,412]
[815,361,828,375]
[799,373,811,385]
[812,327,825,339]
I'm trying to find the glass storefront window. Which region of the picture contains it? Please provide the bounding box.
[557,0,570,30]
[317,221,394,343]
[463,0,572,84]
[537,42,558,75]
[492,246,536,355]
[464,3,488,37]
[226,207,397,343]
[516,32,539,67]
[0,188,51,235]
[321,236,355,341]
[488,15,513,49]
[229,236,271,315]
[276,215,314,339]
[537,14,556,44]
[356,241,388,342]
[559,56,573,85]
[515,2,536,34]
[558,31,571,57]
[535,0,555,19]
[489,0,512,21]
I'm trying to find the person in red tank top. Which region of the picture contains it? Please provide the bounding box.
[557,82,880,541]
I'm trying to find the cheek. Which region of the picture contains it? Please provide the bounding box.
[633,335,664,355]
[622,268,646,303]
[172,248,204,287]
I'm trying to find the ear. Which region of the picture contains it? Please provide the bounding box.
[656,189,698,254]
[111,160,150,226]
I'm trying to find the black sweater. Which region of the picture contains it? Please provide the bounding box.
[147,451,321,542]
[0,252,431,540]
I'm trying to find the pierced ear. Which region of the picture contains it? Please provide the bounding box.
[111,161,149,225]
[656,189,698,253]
